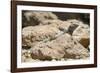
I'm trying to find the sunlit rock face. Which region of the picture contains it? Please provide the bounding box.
[22,11,90,62]
[22,25,63,48]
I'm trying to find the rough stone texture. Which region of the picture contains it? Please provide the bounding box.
[21,49,31,62]
[72,26,89,48]
[22,11,58,27]
[41,19,79,35]
[31,34,89,60]
[41,19,63,25]
[22,25,63,48]
[36,19,68,31]
[31,42,65,60]
[65,40,89,59]
[41,19,81,35]
[66,19,90,48]
[22,20,89,48]
[72,24,89,48]
[22,12,90,61]
[22,20,78,48]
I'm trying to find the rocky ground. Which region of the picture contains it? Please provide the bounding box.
[22,11,90,62]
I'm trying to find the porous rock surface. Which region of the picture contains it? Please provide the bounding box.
[22,12,90,62]
[22,25,63,47]
[30,34,89,60]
